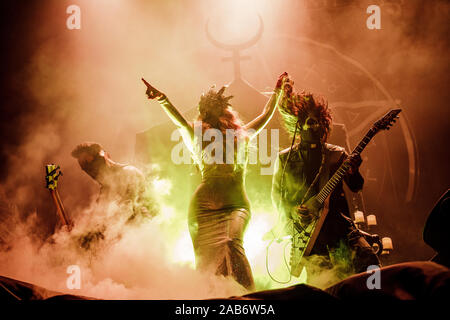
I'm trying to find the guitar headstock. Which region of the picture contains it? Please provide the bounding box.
[45,164,62,190]
[372,108,402,133]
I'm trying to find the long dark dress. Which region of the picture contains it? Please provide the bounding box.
[188,143,254,290]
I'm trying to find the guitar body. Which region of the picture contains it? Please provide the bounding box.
[297,196,323,218]
[290,196,330,277]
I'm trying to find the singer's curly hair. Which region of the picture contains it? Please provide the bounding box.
[279,91,332,142]
[197,86,245,136]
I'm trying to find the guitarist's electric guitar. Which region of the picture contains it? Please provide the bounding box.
[289,109,401,277]
[45,164,73,231]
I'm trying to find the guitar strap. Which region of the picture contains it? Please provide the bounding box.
[318,146,331,192]
[298,144,327,206]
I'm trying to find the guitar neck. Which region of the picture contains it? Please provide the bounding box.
[49,189,73,230]
[316,128,376,204]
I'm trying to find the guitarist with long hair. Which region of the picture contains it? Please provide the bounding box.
[271,87,380,277]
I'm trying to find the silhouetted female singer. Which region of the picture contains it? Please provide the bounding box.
[142,73,289,290]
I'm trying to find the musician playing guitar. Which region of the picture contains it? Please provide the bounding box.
[271,88,381,276]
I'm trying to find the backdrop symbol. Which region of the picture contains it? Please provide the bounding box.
[205,15,264,81]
